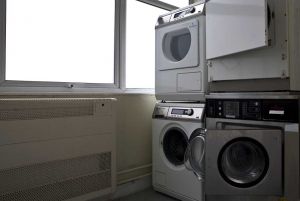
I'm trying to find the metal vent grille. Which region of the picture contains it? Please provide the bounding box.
[0,153,111,201]
[0,99,95,121]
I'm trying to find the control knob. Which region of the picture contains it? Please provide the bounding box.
[186,109,194,116]
[190,7,196,13]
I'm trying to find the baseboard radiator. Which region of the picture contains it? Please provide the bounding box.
[0,98,116,201]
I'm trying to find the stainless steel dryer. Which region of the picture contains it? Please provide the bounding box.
[204,93,299,201]
[155,1,207,101]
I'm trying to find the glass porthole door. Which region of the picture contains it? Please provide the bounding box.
[163,28,192,62]
[162,127,188,166]
[218,138,269,188]
[156,18,199,71]
[184,129,206,181]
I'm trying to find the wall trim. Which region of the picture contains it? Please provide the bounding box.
[117,164,152,184]
[113,174,152,199]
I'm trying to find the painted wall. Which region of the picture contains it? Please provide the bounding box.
[113,94,156,184]
[0,94,157,184]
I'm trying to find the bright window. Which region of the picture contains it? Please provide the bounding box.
[126,0,166,89]
[6,0,115,84]
[159,0,189,8]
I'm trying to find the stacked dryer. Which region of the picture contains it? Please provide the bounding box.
[152,1,207,201]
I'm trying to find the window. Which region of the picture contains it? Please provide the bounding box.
[126,0,166,89]
[0,0,182,92]
[5,0,115,84]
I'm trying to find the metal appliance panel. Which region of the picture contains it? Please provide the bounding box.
[156,2,205,27]
[206,0,300,92]
[206,0,269,59]
[153,103,205,121]
[207,0,288,81]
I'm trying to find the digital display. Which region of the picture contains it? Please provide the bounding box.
[171,109,185,115]
[269,110,285,115]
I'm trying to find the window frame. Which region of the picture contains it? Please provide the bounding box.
[0,0,178,94]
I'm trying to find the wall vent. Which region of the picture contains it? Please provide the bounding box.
[0,153,111,201]
[0,98,96,121]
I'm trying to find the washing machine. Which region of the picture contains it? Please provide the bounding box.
[203,93,300,201]
[152,102,205,201]
[155,1,207,101]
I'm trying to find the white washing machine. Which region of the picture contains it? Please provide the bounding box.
[155,1,207,101]
[152,102,205,201]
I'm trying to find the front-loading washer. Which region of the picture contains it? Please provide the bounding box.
[203,93,300,201]
[152,102,205,201]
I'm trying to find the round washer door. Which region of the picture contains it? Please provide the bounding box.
[218,137,269,188]
[162,127,188,167]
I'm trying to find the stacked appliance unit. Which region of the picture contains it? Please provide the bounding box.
[153,1,207,201]
[0,98,116,201]
[190,0,299,200]
[155,0,300,200]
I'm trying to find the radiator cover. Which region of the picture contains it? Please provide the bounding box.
[0,98,116,201]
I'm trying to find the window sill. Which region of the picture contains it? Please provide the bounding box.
[0,86,155,96]
[124,88,155,94]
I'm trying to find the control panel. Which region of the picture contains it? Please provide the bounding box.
[207,99,299,123]
[156,2,205,26]
[153,105,205,121]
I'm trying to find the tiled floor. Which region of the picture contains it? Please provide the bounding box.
[113,188,178,201]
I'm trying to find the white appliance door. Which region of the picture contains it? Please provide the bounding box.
[156,18,199,71]
[206,0,269,59]
[184,129,206,181]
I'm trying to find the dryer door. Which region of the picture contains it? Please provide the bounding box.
[156,18,200,71]
[184,129,206,181]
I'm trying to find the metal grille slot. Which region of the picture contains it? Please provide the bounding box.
[0,172,111,201]
[0,99,95,121]
[0,153,111,200]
